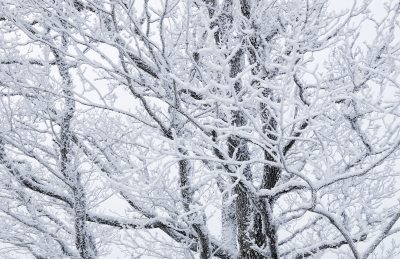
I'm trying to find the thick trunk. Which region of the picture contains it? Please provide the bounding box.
[228,49,267,259]
[207,1,279,257]
[259,91,280,259]
[246,16,281,257]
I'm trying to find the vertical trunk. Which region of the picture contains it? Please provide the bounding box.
[206,1,240,254]
[172,104,210,258]
[178,155,211,259]
[53,35,97,259]
[213,131,238,253]
[227,133,253,258]
[245,10,280,256]
[259,90,280,259]
[220,184,237,252]
[261,94,280,190]
[228,49,264,259]
[211,0,277,257]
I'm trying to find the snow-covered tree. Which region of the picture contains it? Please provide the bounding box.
[1,0,400,258]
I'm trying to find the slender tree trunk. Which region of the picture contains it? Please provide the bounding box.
[53,35,97,259]
[172,103,211,258]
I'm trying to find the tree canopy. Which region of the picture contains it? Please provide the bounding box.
[1,0,400,258]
